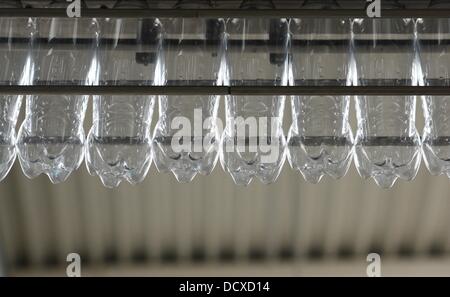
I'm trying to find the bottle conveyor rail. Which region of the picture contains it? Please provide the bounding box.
[0,86,449,96]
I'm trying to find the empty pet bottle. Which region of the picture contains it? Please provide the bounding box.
[220,16,289,185]
[86,16,159,187]
[16,13,99,183]
[152,0,225,182]
[0,5,33,181]
[417,4,450,177]
[352,18,421,188]
[288,13,353,183]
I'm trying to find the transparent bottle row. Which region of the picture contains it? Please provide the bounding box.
[2,95,450,189]
[1,15,450,188]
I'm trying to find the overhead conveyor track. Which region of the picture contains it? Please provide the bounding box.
[1,1,450,95]
[1,86,450,96]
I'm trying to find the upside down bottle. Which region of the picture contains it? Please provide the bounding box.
[16,9,99,183]
[0,1,33,181]
[152,0,226,182]
[417,2,450,178]
[288,4,353,183]
[220,8,289,185]
[85,14,159,188]
[352,17,421,188]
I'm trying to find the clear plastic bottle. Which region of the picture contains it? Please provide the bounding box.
[152,93,222,183]
[220,17,289,185]
[152,1,225,182]
[0,4,32,181]
[86,16,159,188]
[352,18,421,188]
[86,95,155,188]
[417,6,450,177]
[16,14,98,183]
[288,14,353,183]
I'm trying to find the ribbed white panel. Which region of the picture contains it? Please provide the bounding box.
[1,153,450,270]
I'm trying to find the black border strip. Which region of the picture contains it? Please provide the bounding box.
[0,86,449,95]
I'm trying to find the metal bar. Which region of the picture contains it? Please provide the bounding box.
[3,135,434,146]
[0,86,449,96]
[0,86,229,95]
[229,86,443,96]
[1,8,450,18]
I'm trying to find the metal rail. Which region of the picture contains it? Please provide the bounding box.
[1,8,450,18]
[0,86,449,96]
[12,135,435,147]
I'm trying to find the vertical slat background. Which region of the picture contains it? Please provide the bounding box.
[2,146,450,271]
